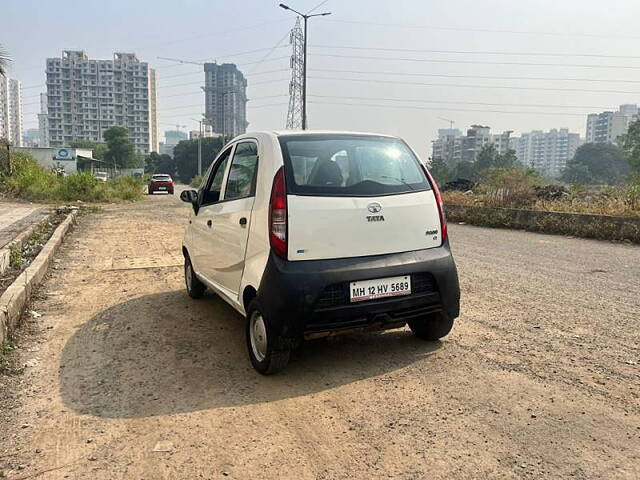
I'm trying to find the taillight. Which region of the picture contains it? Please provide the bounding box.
[269,166,288,259]
[421,164,448,245]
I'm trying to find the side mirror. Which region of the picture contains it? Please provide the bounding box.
[180,189,200,214]
[180,189,198,204]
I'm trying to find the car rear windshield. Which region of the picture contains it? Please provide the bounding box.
[278,134,429,196]
[152,175,171,181]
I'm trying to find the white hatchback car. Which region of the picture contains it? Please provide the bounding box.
[181,131,460,374]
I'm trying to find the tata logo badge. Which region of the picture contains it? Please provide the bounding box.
[367,202,382,214]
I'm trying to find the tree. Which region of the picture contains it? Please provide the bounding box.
[618,118,640,173]
[145,152,176,175]
[561,143,630,185]
[70,139,107,160]
[494,149,520,169]
[173,137,225,183]
[475,145,520,172]
[452,161,479,182]
[475,144,498,172]
[103,126,140,168]
[428,157,451,185]
[0,44,10,77]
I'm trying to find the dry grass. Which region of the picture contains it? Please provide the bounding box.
[443,188,640,218]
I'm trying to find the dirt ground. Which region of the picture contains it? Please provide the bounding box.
[1,190,639,479]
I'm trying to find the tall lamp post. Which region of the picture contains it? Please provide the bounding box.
[279,3,331,130]
[192,117,208,176]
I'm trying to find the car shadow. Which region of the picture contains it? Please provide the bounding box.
[59,290,442,418]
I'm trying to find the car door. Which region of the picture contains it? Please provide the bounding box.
[208,140,259,295]
[190,146,233,282]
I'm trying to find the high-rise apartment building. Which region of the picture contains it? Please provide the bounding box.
[0,77,23,146]
[511,129,582,177]
[585,104,638,145]
[431,125,512,166]
[159,129,188,157]
[45,50,158,153]
[203,63,247,138]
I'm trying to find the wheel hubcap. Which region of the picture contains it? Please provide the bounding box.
[250,312,268,362]
[185,262,192,291]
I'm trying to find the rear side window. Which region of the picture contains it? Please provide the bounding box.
[278,135,429,196]
[224,141,258,200]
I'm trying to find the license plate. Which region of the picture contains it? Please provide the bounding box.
[158,186,167,190]
[350,275,411,303]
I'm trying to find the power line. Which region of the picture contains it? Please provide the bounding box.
[160,67,288,81]
[159,102,286,120]
[307,94,611,111]
[308,75,640,95]
[159,76,287,90]
[160,95,287,111]
[309,52,640,70]
[311,44,640,60]
[322,18,640,41]
[309,100,591,117]
[309,67,640,85]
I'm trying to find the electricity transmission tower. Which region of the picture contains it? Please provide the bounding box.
[286,18,304,129]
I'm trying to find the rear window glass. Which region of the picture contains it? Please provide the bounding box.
[152,175,171,181]
[278,135,429,196]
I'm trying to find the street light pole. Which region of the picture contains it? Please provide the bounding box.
[279,3,331,130]
[198,120,202,176]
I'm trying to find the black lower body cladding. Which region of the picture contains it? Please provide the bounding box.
[256,243,460,341]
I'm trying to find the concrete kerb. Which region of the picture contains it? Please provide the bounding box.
[0,212,54,275]
[0,210,78,344]
[445,204,640,244]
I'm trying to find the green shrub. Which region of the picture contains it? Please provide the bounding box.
[59,172,103,202]
[105,175,145,201]
[0,152,144,202]
[190,174,204,188]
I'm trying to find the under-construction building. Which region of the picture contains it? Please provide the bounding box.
[203,63,248,137]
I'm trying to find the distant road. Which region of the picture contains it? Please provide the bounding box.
[1,192,638,479]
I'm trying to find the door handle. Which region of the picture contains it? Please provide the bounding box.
[207,219,212,228]
[239,217,247,226]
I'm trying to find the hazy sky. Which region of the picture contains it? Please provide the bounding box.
[4,0,640,157]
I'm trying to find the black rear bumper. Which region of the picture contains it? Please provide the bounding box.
[256,243,460,341]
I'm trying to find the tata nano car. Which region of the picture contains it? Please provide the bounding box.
[181,131,460,374]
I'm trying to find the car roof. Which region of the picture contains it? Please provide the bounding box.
[271,130,397,138]
[231,130,398,142]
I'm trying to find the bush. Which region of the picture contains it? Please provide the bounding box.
[105,175,145,201]
[59,172,103,201]
[0,152,144,202]
[479,168,541,208]
[190,174,204,188]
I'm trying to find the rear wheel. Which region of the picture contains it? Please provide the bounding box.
[148,189,153,195]
[184,256,206,299]
[246,299,290,375]
[408,312,454,341]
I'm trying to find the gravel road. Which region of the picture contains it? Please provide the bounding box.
[1,191,638,479]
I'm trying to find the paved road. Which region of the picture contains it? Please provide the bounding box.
[1,191,639,479]
[0,202,47,249]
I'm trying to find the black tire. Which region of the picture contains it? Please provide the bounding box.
[408,312,454,341]
[184,256,206,299]
[148,189,153,195]
[246,299,290,375]
[169,190,174,195]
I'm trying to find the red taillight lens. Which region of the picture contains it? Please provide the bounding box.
[269,166,288,259]
[422,164,448,244]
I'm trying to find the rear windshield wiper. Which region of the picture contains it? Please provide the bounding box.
[380,175,415,191]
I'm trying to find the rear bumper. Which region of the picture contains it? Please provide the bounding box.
[256,243,460,341]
